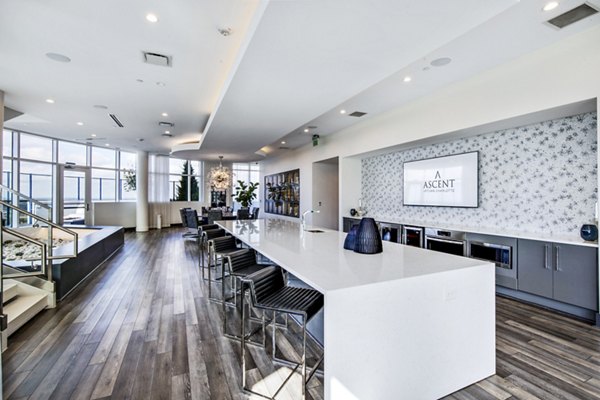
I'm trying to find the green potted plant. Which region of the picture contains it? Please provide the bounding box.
[232,180,259,209]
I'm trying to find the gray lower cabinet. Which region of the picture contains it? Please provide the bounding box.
[518,239,598,311]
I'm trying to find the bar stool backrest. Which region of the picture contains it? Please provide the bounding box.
[211,235,237,252]
[228,249,258,272]
[243,266,285,305]
[203,229,226,241]
[180,207,191,227]
[185,209,200,229]
[236,209,250,220]
[208,209,223,224]
[199,224,219,233]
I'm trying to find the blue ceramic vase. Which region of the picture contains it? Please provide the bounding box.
[343,224,359,250]
[354,217,383,254]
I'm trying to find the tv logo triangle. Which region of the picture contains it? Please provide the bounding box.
[423,170,455,192]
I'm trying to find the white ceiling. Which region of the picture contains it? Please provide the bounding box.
[1,0,600,161]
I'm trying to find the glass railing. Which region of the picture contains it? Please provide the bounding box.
[1,186,79,282]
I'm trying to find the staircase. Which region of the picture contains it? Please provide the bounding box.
[2,280,50,344]
[1,184,79,351]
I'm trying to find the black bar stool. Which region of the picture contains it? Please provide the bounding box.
[222,248,272,341]
[179,208,196,238]
[240,266,324,400]
[207,235,242,302]
[201,228,226,282]
[198,224,220,276]
[179,208,200,240]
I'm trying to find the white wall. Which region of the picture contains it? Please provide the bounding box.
[261,25,600,230]
[93,201,210,229]
[93,202,136,228]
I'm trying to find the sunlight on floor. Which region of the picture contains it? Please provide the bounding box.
[249,366,305,400]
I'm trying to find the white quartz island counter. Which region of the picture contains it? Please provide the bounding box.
[218,219,496,400]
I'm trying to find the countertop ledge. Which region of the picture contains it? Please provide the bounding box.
[344,215,598,248]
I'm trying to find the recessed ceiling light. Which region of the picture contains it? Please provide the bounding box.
[161,112,168,117]
[77,122,84,126]
[340,109,347,114]
[91,134,97,137]
[45,52,71,63]
[304,128,309,133]
[218,27,232,36]
[93,104,108,110]
[45,98,55,104]
[543,1,559,11]
[165,130,170,134]
[146,13,158,23]
[281,141,286,144]
[156,81,166,87]
[403,76,412,83]
[105,143,110,147]
[430,57,452,67]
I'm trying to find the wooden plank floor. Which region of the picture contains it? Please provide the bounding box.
[2,228,600,399]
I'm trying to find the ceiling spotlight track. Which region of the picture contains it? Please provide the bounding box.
[109,113,124,128]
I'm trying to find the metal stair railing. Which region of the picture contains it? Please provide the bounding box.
[0,199,78,283]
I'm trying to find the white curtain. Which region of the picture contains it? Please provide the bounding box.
[148,154,171,228]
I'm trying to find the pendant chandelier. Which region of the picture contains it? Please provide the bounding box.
[208,155,232,190]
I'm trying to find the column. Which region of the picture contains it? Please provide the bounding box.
[136,150,149,232]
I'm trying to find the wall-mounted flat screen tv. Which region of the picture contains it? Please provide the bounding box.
[403,151,479,208]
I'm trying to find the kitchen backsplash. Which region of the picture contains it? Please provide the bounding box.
[361,112,598,235]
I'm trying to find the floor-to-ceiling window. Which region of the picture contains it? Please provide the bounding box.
[91,147,117,202]
[1,129,139,224]
[169,158,203,201]
[232,162,260,209]
[119,151,137,201]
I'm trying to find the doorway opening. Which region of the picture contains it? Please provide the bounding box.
[56,165,92,225]
[311,157,339,230]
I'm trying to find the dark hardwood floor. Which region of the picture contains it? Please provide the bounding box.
[2,228,600,399]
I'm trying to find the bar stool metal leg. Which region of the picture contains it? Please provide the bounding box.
[240,267,324,400]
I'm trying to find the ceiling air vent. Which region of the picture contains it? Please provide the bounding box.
[547,3,598,28]
[349,111,367,117]
[159,121,174,127]
[162,133,173,138]
[278,146,290,150]
[143,51,172,67]
[109,114,124,127]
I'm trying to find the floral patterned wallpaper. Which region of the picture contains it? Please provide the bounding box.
[361,112,598,235]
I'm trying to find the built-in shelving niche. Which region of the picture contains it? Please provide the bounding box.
[264,169,300,217]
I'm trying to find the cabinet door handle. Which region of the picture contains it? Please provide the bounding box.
[544,244,550,269]
[555,245,560,271]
